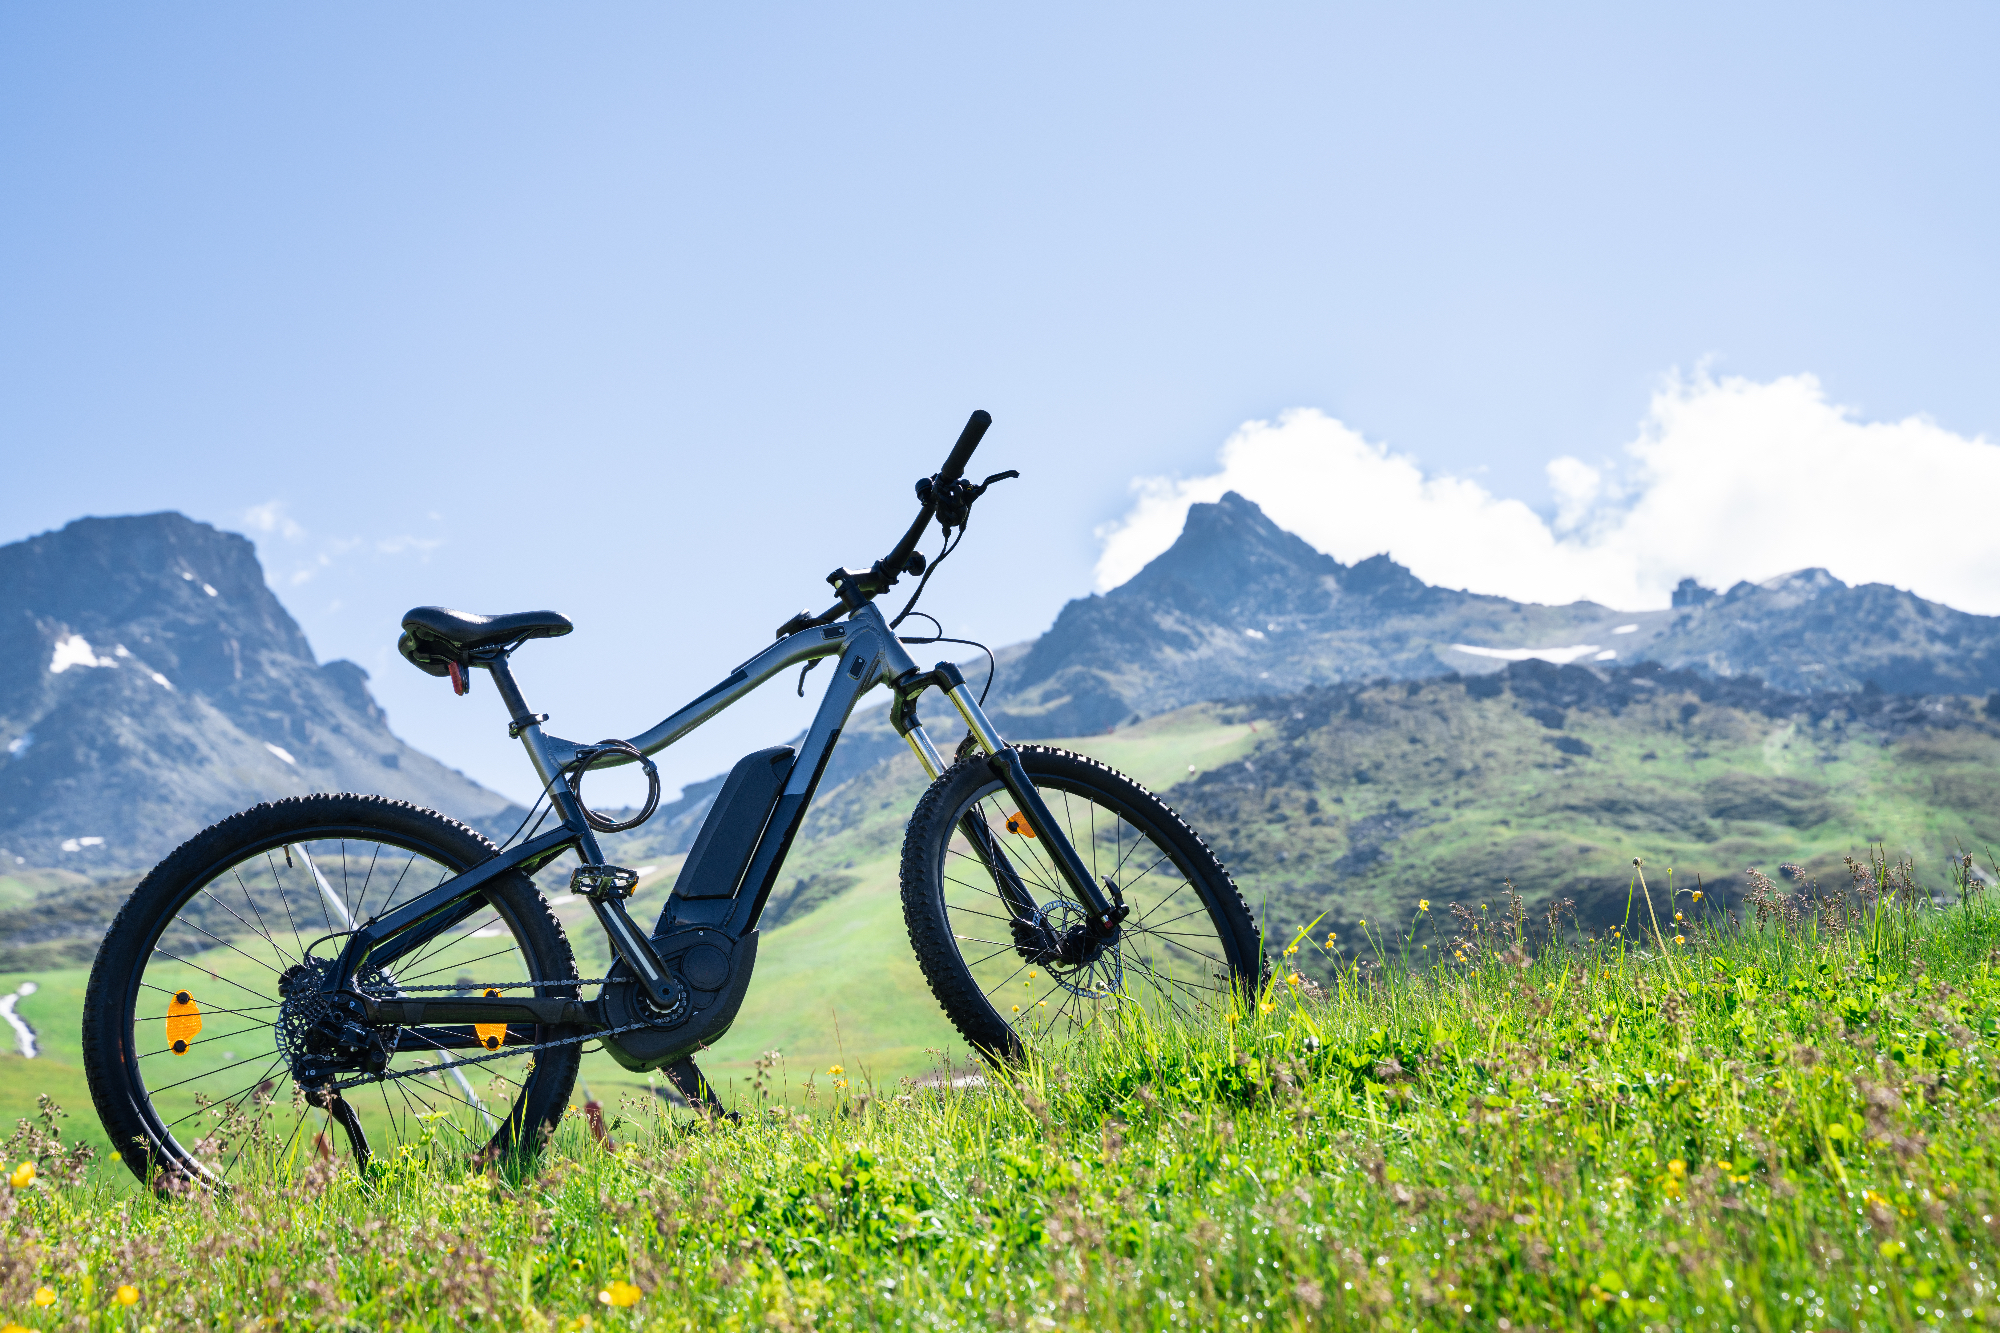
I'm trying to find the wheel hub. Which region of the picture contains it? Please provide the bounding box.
[1012,900,1122,996]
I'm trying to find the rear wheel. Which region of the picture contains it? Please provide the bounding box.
[82,794,580,1188]
[900,746,1263,1061]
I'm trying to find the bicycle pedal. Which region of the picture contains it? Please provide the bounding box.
[570,864,641,903]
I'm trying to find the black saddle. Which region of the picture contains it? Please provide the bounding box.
[398,606,572,677]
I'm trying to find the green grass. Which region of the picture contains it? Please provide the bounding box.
[5,873,1999,1330]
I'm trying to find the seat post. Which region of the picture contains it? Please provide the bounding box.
[483,653,540,736]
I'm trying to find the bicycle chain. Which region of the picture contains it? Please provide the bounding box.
[333,976,633,1091]
[354,977,613,994]
[330,1016,652,1092]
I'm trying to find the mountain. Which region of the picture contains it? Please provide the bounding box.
[975,492,2000,735]
[1170,660,2000,951]
[0,513,516,872]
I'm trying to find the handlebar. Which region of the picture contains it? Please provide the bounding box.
[938,409,992,486]
[878,408,989,577]
[775,409,995,638]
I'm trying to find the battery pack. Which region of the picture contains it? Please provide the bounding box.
[667,745,794,903]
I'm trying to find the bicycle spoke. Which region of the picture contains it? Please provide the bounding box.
[145,946,277,1004]
[936,765,1249,1051]
[118,822,566,1187]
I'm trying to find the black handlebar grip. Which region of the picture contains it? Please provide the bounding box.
[937,410,992,485]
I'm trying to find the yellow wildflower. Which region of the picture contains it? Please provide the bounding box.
[598,1279,643,1308]
[1225,1011,1240,1024]
[3,1322,26,1333]
[1011,1005,1020,1013]
[1674,912,1684,922]
[1418,899,1430,912]
[1692,891,1703,903]
[1674,935,1686,945]
[9,1162,33,1189]
[1259,1001,1276,1014]
[1667,1159,1686,1178]
[1286,973,1301,986]
[116,1286,140,1307]
[109,1151,121,1162]
[33,1288,55,1307]
[827,1064,844,1077]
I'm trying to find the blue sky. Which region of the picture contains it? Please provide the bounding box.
[4,4,1996,803]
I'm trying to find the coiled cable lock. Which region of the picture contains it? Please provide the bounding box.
[562,739,660,834]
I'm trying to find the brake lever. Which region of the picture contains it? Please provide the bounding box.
[919,469,1020,533]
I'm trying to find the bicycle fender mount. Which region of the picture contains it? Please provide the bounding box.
[597,927,760,1072]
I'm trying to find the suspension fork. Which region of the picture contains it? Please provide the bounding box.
[894,695,1040,920]
[891,662,1126,935]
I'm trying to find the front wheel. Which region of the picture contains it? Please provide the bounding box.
[900,746,1264,1061]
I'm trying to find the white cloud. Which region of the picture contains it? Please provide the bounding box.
[243,501,305,541]
[1095,372,2000,615]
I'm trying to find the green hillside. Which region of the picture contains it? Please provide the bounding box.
[1172,663,2000,972]
[6,664,1997,1145]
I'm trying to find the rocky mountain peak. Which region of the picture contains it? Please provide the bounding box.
[0,512,513,871]
[0,513,315,715]
[979,494,2000,741]
[1119,491,1344,622]
[1737,567,1848,607]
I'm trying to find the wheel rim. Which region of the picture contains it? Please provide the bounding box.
[120,830,557,1184]
[938,776,1241,1048]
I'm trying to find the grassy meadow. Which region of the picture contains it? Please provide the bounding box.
[3,854,1999,1330]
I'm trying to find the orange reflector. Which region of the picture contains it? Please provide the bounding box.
[165,990,202,1055]
[1004,812,1036,838]
[474,989,506,1051]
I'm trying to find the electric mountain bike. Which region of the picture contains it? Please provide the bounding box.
[82,411,1264,1186]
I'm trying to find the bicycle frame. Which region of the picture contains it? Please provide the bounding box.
[327,599,1121,1051]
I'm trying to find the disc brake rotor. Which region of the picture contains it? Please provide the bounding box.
[1028,899,1123,998]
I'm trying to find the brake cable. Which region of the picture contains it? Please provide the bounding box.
[897,612,998,706]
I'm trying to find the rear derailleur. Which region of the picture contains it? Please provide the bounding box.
[278,959,391,1086]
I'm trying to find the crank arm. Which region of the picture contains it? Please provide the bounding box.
[587,893,683,1012]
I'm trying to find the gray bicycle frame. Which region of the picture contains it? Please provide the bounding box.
[330,598,1118,1033]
